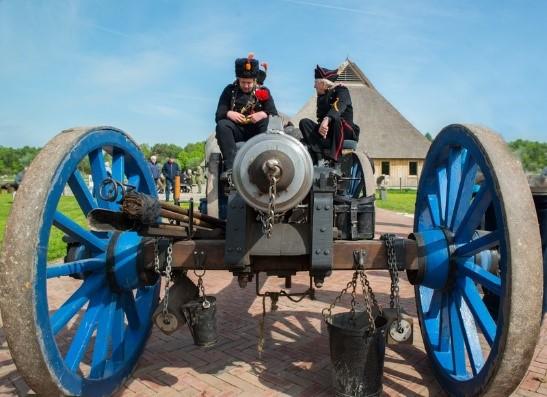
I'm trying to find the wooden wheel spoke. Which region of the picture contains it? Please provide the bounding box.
[121,291,141,329]
[47,257,105,279]
[456,289,484,375]
[436,166,448,226]
[455,231,500,258]
[457,277,496,346]
[50,273,106,335]
[53,211,107,252]
[112,148,125,182]
[454,183,493,243]
[68,169,97,216]
[90,293,116,379]
[451,155,478,230]
[446,147,464,228]
[449,292,467,377]
[64,288,109,371]
[458,261,501,296]
[427,194,442,227]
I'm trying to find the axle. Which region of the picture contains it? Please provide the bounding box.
[140,238,419,273]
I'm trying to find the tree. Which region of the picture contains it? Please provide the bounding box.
[424,132,433,141]
[509,139,547,173]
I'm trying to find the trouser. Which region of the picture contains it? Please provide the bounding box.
[165,179,173,201]
[299,118,357,162]
[215,118,269,170]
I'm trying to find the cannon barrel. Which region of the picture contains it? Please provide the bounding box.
[232,132,314,212]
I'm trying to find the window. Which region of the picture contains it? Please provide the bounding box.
[409,161,418,176]
[381,161,390,175]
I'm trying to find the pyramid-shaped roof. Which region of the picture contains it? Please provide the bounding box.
[292,60,430,159]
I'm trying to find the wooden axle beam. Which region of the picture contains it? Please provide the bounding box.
[141,239,418,272]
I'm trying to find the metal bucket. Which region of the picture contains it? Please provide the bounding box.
[181,296,218,347]
[326,312,387,397]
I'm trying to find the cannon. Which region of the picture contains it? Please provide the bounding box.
[0,123,543,396]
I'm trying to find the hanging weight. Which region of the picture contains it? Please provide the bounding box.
[383,307,414,345]
[153,308,180,335]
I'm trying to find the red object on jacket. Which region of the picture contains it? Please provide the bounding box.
[255,88,269,101]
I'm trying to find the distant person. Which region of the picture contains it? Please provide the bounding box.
[195,166,204,194]
[215,53,278,180]
[188,169,195,192]
[161,157,180,202]
[148,155,161,191]
[299,65,360,163]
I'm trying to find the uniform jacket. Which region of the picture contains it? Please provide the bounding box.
[161,161,180,182]
[316,85,360,140]
[215,83,278,123]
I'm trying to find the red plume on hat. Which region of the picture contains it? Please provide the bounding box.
[257,62,268,85]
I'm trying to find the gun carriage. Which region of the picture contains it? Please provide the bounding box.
[0,122,542,397]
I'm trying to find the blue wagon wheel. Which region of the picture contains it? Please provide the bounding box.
[0,127,159,396]
[339,150,376,198]
[413,124,542,396]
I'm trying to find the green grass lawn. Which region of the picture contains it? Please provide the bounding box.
[375,189,417,214]
[0,194,86,261]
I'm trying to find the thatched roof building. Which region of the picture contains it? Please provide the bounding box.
[291,59,430,160]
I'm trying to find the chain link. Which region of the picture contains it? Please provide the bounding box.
[322,270,376,332]
[357,270,376,331]
[382,233,402,331]
[321,277,356,320]
[154,238,160,274]
[260,174,278,239]
[162,242,173,318]
[193,251,210,308]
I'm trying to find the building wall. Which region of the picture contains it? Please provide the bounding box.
[372,158,424,189]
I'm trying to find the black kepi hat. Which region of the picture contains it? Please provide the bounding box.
[314,65,338,82]
[235,53,259,78]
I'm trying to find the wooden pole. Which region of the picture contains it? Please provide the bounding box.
[174,175,181,203]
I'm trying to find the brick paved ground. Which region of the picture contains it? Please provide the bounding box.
[0,208,545,396]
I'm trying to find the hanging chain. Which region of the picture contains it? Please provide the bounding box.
[382,233,402,330]
[260,174,278,239]
[322,270,377,332]
[358,270,376,331]
[154,238,160,274]
[193,251,210,308]
[162,242,173,319]
[321,276,356,320]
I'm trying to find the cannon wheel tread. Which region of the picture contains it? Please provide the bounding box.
[0,127,159,397]
[414,124,542,396]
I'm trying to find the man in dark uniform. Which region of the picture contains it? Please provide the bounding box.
[215,54,278,179]
[299,65,360,163]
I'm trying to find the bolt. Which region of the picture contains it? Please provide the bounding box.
[227,247,233,252]
[315,249,321,254]
[325,205,330,210]
[324,249,330,255]
[238,275,248,288]
[236,247,242,252]
[316,205,321,210]
[320,227,326,232]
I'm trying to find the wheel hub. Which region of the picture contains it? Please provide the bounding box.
[105,231,149,291]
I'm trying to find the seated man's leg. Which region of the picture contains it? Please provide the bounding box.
[216,119,244,171]
[299,118,324,163]
[244,117,269,140]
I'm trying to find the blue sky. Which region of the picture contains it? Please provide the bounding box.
[1,0,546,148]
